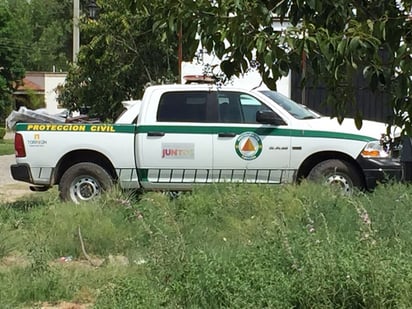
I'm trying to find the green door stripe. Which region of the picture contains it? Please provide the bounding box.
[16,123,375,142]
[137,125,375,142]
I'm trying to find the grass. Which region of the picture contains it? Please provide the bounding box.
[1,182,412,308]
[0,138,14,155]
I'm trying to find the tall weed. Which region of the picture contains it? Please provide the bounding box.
[1,183,412,307]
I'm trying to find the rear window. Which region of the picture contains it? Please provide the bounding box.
[157,92,208,122]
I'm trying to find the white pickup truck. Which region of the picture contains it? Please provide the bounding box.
[11,84,401,203]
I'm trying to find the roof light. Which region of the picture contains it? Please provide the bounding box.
[183,75,215,84]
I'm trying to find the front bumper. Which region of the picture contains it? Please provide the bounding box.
[10,163,33,183]
[356,156,402,190]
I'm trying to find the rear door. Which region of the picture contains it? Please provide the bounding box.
[137,91,215,189]
[212,91,292,184]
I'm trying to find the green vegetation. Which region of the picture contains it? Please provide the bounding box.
[59,0,183,121]
[0,138,14,155]
[139,0,412,131]
[1,183,412,308]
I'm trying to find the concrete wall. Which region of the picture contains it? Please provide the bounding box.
[25,72,67,113]
[44,73,67,113]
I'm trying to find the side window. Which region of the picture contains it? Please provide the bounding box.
[218,93,242,123]
[157,92,207,122]
[218,92,270,124]
[239,94,268,123]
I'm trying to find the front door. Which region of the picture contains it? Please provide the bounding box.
[212,91,292,184]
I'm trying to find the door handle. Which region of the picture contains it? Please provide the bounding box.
[147,131,165,137]
[218,132,236,138]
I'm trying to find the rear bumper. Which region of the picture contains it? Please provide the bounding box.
[10,163,33,183]
[356,156,402,190]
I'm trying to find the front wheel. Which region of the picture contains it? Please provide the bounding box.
[59,162,113,203]
[307,159,363,194]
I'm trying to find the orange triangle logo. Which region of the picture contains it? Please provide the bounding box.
[242,138,255,151]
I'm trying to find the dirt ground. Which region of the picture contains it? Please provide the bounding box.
[0,179,35,203]
[0,132,35,202]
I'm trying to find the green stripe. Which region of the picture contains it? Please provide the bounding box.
[15,123,375,142]
[16,123,136,133]
[137,125,375,142]
[138,168,149,182]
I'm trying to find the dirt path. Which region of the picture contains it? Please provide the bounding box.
[0,134,35,202]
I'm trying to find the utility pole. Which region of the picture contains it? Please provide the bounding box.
[178,22,182,83]
[73,0,80,63]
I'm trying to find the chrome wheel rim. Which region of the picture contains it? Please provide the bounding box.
[70,176,101,203]
[325,174,352,194]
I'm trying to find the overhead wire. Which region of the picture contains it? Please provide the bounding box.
[0,38,71,55]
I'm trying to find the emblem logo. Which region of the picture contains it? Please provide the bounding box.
[235,132,262,160]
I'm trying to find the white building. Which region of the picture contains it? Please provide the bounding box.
[14,71,67,114]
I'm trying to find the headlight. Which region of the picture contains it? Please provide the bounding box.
[361,141,389,158]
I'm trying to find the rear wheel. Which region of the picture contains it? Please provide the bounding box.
[59,162,113,203]
[307,159,362,194]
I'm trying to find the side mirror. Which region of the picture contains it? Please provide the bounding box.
[256,110,287,126]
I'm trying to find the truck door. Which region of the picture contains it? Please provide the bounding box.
[137,91,214,189]
[212,91,292,184]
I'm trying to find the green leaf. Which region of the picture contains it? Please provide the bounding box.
[354,112,363,130]
[306,0,316,10]
[380,21,386,41]
[362,65,373,81]
[264,52,273,68]
[366,19,374,32]
[351,57,358,70]
[337,40,346,56]
[348,37,359,52]
[168,15,175,32]
[262,75,277,90]
[221,60,235,77]
[256,36,265,53]
[278,60,289,76]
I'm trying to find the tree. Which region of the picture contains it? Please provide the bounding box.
[6,0,76,72]
[0,1,25,125]
[1,0,76,123]
[58,0,189,121]
[129,0,412,132]
[22,0,73,71]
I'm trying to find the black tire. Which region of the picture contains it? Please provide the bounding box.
[307,159,362,194]
[59,162,113,203]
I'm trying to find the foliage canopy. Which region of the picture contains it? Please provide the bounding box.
[126,0,412,131]
[58,0,190,121]
[0,0,75,123]
[0,2,25,124]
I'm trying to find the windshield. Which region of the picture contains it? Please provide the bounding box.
[259,90,320,120]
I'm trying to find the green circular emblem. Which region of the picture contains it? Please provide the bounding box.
[235,132,263,160]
